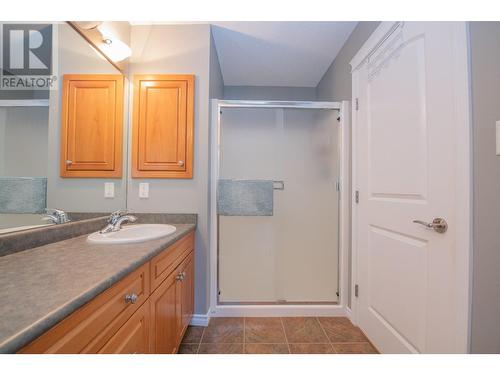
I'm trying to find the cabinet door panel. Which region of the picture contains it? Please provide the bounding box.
[181,253,194,332]
[149,270,178,354]
[132,74,194,179]
[19,264,149,354]
[175,251,194,343]
[98,303,150,354]
[61,74,123,178]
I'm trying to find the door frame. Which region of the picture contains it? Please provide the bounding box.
[209,99,352,317]
[350,21,472,353]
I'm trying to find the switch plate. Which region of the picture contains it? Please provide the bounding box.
[496,121,500,155]
[104,182,115,198]
[139,183,149,198]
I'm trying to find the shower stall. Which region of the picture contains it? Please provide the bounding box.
[210,100,350,316]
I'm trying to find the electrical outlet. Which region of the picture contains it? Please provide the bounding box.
[104,182,114,198]
[139,183,149,198]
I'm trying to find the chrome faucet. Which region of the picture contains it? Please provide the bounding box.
[42,209,71,224]
[100,210,137,233]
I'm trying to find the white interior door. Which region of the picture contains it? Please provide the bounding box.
[352,22,470,353]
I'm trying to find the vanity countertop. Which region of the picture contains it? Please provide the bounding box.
[0,223,196,353]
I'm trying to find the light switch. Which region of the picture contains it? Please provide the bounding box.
[139,183,149,198]
[104,182,115,198]
[496,121,500,155]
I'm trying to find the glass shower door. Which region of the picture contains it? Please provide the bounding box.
[218,106,339,304]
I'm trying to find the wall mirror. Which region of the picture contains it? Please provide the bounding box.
[0,22,129,234]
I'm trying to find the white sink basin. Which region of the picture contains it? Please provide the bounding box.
[87,224,177,244]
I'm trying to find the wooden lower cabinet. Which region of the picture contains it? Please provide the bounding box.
[178,253,194,341]
[150,251,195,354]
[19,231,194,354]
[99,302,150,354]
[149,266,178,354]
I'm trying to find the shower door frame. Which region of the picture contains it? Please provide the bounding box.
[209,99,352,318]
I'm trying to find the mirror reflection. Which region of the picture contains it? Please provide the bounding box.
[0,22,127,234]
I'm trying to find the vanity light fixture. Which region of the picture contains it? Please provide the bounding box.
[97,24,132,62]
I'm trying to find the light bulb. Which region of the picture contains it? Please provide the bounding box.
[96,24,132,62]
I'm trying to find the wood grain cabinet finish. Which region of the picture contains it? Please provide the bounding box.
[98,303,150,354]
[132,75,194,179]
[19,263,150,354]
[19,231,195,354]
[60,74,124,178]
[177,252,194,343]
[149,264,179,354]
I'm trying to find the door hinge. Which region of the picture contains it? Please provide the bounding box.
[355,284,359,298]
[355,190,360,204]
[355,98,359,110]
[335,181,340,191]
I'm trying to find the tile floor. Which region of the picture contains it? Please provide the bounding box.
[178,317,378,354]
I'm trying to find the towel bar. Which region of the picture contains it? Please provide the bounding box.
[273,180,285,190]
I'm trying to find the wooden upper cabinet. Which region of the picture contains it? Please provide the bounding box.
[60,74,124,178]
[132,74,194,179]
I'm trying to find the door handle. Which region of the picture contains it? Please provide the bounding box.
[413,218,448,233]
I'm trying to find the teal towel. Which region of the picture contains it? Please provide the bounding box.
[0,177,47,214]
[218,179,273,216]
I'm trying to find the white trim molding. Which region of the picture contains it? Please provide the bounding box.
[190,314,210,327]
[350,22,403,72]
[0,99,49,107]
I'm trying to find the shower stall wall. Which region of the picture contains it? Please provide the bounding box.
[210,100,350,316]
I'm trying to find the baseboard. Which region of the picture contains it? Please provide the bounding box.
[190,313,210,327]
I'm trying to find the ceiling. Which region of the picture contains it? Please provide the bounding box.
[211,22,357,87]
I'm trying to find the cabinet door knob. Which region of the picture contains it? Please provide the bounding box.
[178,160,184,166]
[176,272,184,281]
[65,160,72,165]
[124,293,138,304]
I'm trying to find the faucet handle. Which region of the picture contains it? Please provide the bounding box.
[43,209,70,224]
[108,210,127,223]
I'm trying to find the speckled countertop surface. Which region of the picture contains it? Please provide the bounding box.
[0,223,196,353]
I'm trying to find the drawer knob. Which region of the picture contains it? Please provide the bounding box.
[125,293,138,304]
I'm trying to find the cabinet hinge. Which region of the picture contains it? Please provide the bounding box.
[355,284,359,298]
[355,98,359,111]
[355,190,360,204]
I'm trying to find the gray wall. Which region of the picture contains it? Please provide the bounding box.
[317,22,380,101]
[127,24,212,315]
[224,85,316,101]
[0,107,48,176]
[209,28,224,100]
[469,22,500,354]
[46,23,126,212]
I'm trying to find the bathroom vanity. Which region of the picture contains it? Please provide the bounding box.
[0,219,196,354]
